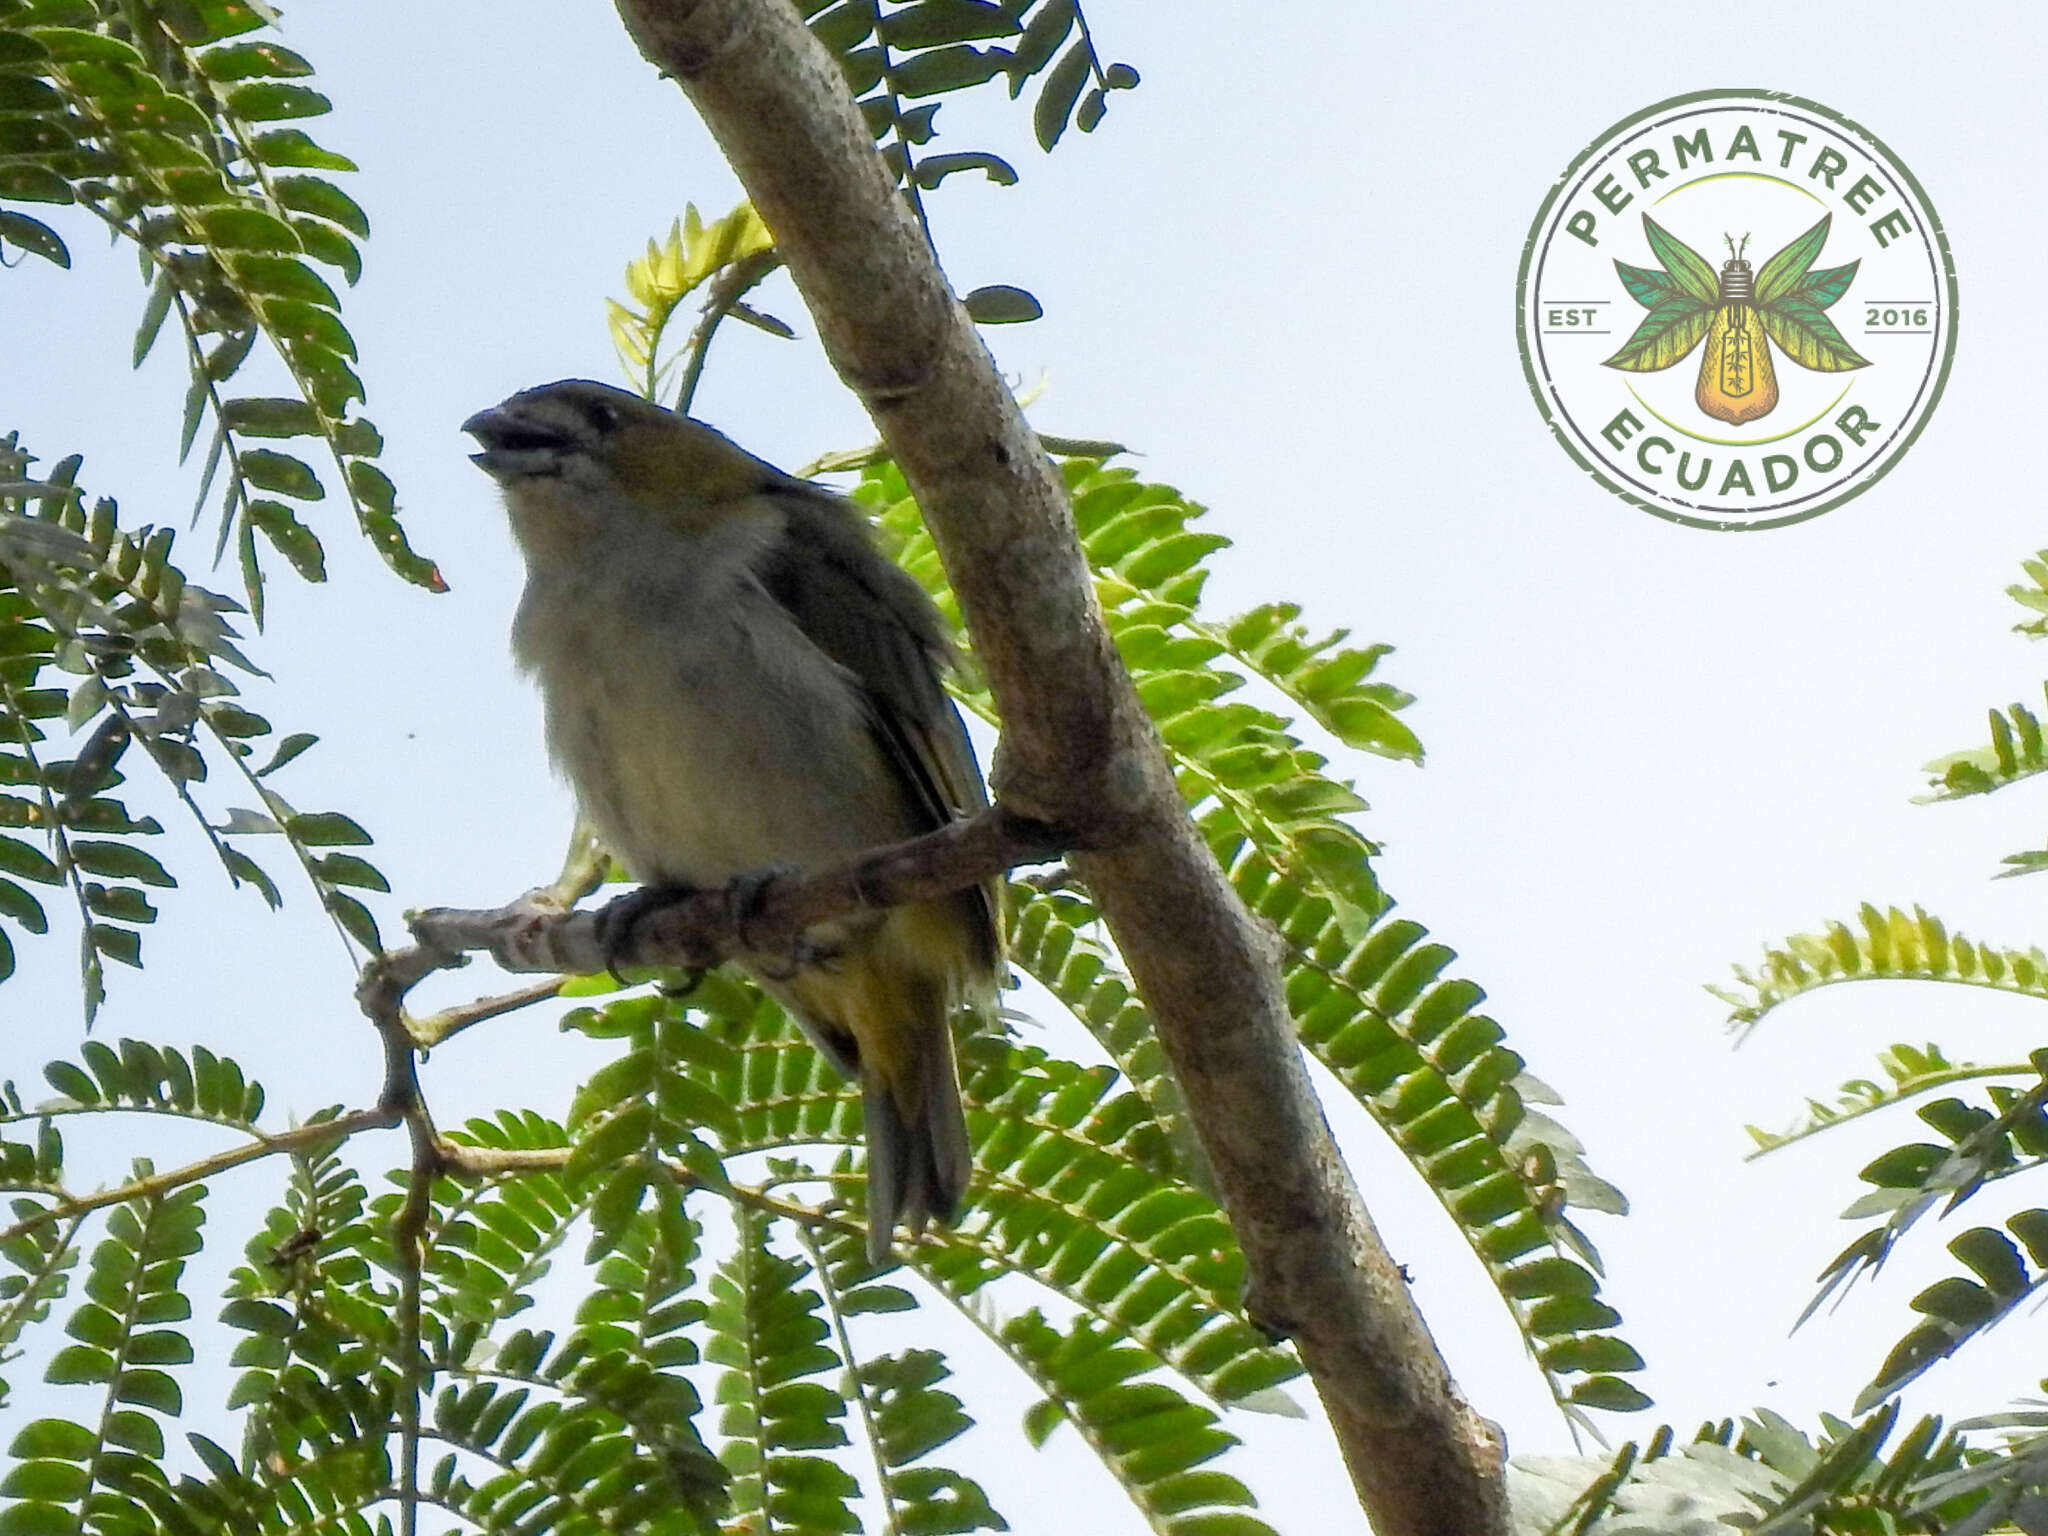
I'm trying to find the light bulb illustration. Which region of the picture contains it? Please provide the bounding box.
[1603,214,1868,426]
[1693,236,1778,425]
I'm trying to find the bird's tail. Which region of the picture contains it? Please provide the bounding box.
[862,1017,971,1265]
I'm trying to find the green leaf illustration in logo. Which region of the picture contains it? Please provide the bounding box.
[1763,297,1872,371]
[1604,298,1713,373]
[1614,260,1680,308]
[1753,213,1832,305]
[1602,212,1870,425]
[1642,216,1720,304]
[1796,260,1859,309]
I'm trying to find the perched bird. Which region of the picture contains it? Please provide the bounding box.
[463,379,1000,1261]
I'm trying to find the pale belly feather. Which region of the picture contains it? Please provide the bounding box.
[516,553,911,890]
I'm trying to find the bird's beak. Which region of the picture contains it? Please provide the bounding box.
[462,404,569,482]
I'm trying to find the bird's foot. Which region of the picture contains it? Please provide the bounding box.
[597,881,698,985]
[728,864,834,981]
[657,968,708,1001]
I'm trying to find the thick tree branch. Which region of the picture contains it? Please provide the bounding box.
[607,4,1507,1532]
[409,802,1067,978]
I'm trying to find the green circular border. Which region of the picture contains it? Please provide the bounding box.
[1514,88,1959,532]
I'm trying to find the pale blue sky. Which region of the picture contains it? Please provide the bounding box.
[8,3,2048,1529]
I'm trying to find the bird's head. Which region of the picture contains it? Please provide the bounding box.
[463,380,787,543]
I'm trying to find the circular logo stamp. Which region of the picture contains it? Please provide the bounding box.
[1517,90,1956,530]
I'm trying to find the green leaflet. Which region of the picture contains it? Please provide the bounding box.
[1921,688,2048,805]
[1761,298,1871,372]
[1642,214,1719,303]
[1857,1216,2044,1412]
[1753,214,1831,306]
[1602,299,1712,372]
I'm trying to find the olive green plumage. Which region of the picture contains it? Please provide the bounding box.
[466,380,1000,1261]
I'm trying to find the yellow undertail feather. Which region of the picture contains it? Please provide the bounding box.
[769,901,982,1263]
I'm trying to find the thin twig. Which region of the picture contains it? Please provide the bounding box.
[355,949,452,1536]
[0,1109,395,1245]
[674,249,785,415]
[1016,862,1076,893]
[410,802,1070,978]
[549,818,612,907]
[411,978,567,1049]
[437,1139,873,1243]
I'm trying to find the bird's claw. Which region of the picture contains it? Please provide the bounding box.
[728,864,807,979]
[727,865,789,945]
[728,864,842,980]
[657,968,708,1001]
[597,882,697,985]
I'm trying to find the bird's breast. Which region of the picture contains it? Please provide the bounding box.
[513,554,907,888]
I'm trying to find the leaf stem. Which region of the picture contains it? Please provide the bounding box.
[794,1223,901,1536]
[0,1108,393,1244]
[673,249,784,415]
[1746,1062,2038,1160]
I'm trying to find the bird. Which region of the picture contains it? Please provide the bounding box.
[463,379,1000,1262]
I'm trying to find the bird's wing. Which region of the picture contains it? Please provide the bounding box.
[758,489,1000,971]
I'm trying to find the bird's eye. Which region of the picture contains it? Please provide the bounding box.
[586,400,620,432]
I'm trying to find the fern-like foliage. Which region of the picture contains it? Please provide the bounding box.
[0,0,439,608]
[1742,1041,2022,1155]
[0,1204,78,1409]
[1858,1213,2048,1412]
[420,1116,729,1533]
[1793,1059,2048,1340]
[1695,533,2048,1513]
[843,1340,1005,1535]
[796,0,1137,323]
[7,1090,739,1536]
[1715,903,2048,1036]
[1724,940,2048,1400]
[0,440,387,1013]
[678,980,1301,1410]
[996,1308,1275,1535]
[708,1206,860,1533]
[801,0,1139,187]
[858,456,1646,1428]
[1920,687,2048,803]
[222,1134,381,1422]
[1916,685,2048,878]
[607,203,784,413]
[1506,1403,2021,1535]
[5,1178,204,1534]
[2007,548,2048,637]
